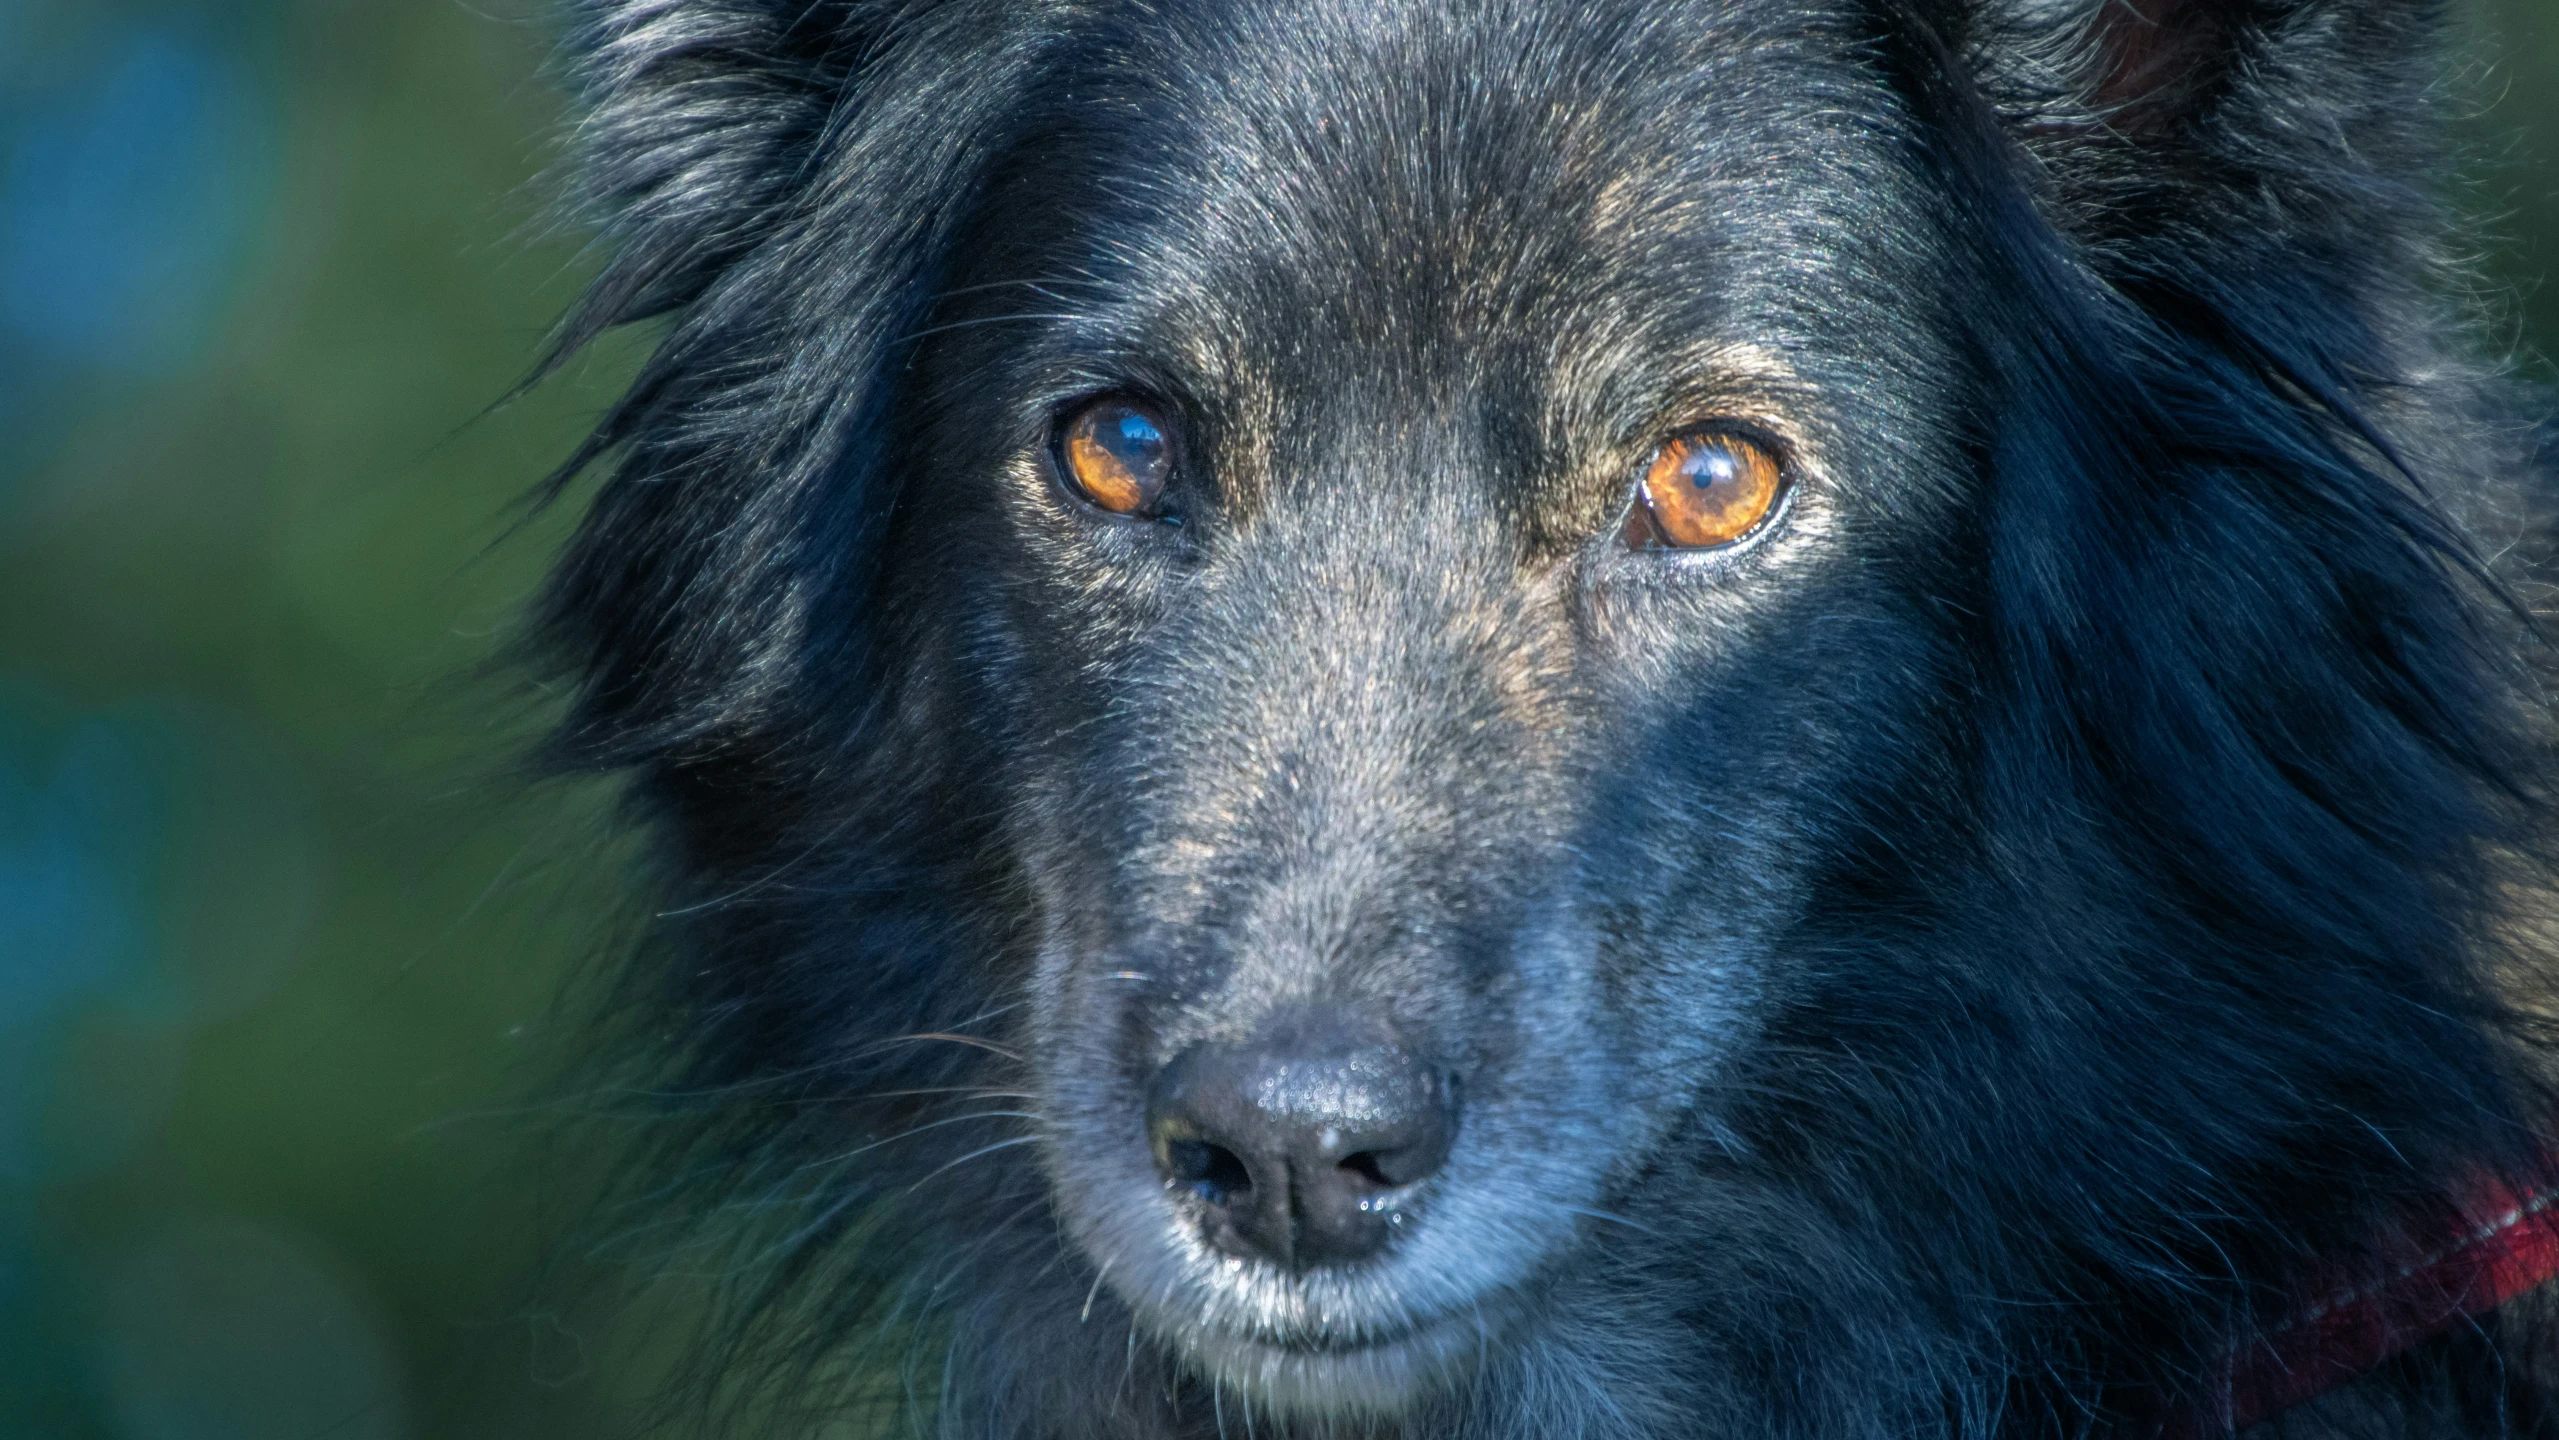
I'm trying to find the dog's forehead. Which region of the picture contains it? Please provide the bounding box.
[1041,0,1915,398]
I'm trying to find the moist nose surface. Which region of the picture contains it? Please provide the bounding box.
[1145,1011,1459,1269]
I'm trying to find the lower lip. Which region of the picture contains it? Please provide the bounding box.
[1172,1303,1508,1417]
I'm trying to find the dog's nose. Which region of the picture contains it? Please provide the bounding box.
[1145,1011,1458,1269]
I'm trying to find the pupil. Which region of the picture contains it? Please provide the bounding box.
[1684,446,1737,490]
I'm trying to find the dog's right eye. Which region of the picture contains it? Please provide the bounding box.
[1058,398,1174,516]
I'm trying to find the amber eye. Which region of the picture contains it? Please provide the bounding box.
[1059,398,1174,515]
[1626,431,1785,549]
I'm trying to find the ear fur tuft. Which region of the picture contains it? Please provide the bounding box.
[2077,0,2240,122]
[555,1,897,338]
[534,0,1034,769]
[1973,0,2450,216]
[1951,0,2460,392]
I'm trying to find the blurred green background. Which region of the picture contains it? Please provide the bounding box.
[0,2,2552,1437]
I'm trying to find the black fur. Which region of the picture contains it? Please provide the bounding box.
[530,1,2559,1436]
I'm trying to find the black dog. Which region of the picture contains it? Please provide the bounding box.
[532,1,2559,1435]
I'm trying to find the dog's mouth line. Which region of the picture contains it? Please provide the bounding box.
[1164,1282,1524,1360]
[1233,1320,1430,1355]
[1159,1303,1436,1355]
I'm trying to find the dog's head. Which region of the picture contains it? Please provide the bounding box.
[541,0,2545,1427]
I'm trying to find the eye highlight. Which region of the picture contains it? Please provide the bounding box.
[1059,397,1174,516]
[1625,431,1785,550]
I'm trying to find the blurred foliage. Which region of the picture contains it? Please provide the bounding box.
[0,0,649,1434]
[0,2,2550,1437]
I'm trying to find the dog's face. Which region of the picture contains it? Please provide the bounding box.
[550,0,2539,1430]
[888,5,1971,1412]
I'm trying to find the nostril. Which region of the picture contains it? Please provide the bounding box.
[1336,1136,1446,1190]
[1166,1137,1254,1205]
[1337,1150,1392,1188]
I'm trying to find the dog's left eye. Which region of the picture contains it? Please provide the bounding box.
[1624,432,1785,550]
[1058,398,1175,516]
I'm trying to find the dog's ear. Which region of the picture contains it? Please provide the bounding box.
[537,0,1029,768]
[1961,0,2447,277]
[1995,0,2430,135]
[1927,0,2532,1132]
[558,0,897,333]
[2063,0,2247,125]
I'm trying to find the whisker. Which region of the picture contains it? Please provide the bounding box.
[786,1110,1041,1174]
[891,311,1084,346]
[1554,1204,1664,1237]
[648,805,876,918]
[904,1134,1043,1191]
[925,275,1108,305]
[1082,1259,1112,1323]
[867,1032,1027,1063]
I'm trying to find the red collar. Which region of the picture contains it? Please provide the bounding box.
[2183,1175,2559,1434]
